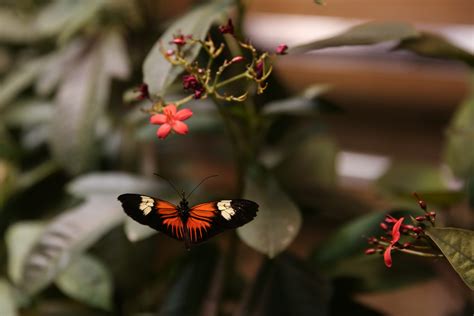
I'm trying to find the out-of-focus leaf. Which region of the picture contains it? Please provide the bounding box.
[158,245,218,316]
[49,31,128,174]
[263,85,334,116]
[4,100,52,127]
[0,279,17,316]
[66,172,163,197]
[314,0,325,5]
[240,254,330,316]
[0,57,45,110]
[376,162,447,196]
[412,190,465,207]
[0,160,18,207]
[55,254,113,310]
[5,221,45,284]
[56,0,106,44]
[124,218,158,242]
[395,32,474,67]
[276,135,338,188]
[143,0,233,95]
[17,196,124,295]
[100,30,130,79]
[312,210,421,268]
[443,76,474,179]
[0,9,36,43]
[35,39,87,96]
[425,227,474,290]
[290,21,418,53]
[237,169,302,258]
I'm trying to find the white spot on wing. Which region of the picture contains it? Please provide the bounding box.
[218,200,235,221]
[139,196,154,215]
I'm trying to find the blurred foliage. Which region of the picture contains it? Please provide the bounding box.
[0,0,473,314]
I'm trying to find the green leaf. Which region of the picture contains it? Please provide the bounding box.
[443,75,474,179]
[158,245,218,316]
[49,31,129,174]
[290,21,418,53]
[5,221,45,284]
[55,254,113,311]
[240,254,330,316]
[124,218,158,242]
[394,32,474,67]
[376,162,447,196]
[237,169,302,258]
[0,279,17,316]
[275,135,338,188]
[17,196,123,295]
[0,57,46,110]
[425,227,474,290]
[263,85,333,116]
[66,172,163,197]
[16,172,160,295]
[143,0,233,96]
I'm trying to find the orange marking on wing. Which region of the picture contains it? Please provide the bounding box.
[163,216,184,239]
[190,202,217,219]
[155,200,177,209]
[187,217,211,242]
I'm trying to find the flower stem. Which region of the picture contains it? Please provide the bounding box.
[215,72,249,89]
[398,248,444,258]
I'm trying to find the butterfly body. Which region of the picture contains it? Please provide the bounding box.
[118,193,258,249]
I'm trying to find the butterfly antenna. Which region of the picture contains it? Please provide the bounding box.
[186,175,219,199]
[153,173,183,199]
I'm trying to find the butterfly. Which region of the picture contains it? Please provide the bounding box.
[117,175,258,249]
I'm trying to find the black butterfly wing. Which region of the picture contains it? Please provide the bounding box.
[187,199,258,244]
[118,193,185,241]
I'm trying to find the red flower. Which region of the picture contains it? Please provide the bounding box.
[219,18,234,35]
[276,43,288,55]
[383,217,404,268]
[171,35,186,46]
[150,104,193,139]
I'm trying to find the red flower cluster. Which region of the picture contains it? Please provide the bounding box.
[365,194,439,268]
[183,74,205,99]
[150,104,193,139]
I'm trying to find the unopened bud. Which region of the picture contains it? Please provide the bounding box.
[380,222,388,230]
[231,56,244,63]
[365,248,376,255]
[415,216,425,221]
[428,211,436,218]
[402,242,411,248]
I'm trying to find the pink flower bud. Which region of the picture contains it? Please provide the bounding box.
[365,248,376,255]
[380,222,388,230]
[219,18,234,35]
[231,56,244,63]
[415,216,425,221]
[428,211,436,218]
[171,35,186,46]
[276,43,288,55]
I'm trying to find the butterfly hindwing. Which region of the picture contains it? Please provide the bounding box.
[187,199,258,244]
[117,193,184,241]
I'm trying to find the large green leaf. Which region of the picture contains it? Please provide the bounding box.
[5,221,45,284]
[395,32,474,67]
[16,172,158,295]
[0,57,46,110]
[0,279,17,316]
[240,254,330,316]
[237,170,302,258]
[55,254,113,310]
[443,75,474,179]
[143,0,233,96]
[49,31,129,174]
[425,227,474,290]
[158,245,218,316]
[290,21,418,53]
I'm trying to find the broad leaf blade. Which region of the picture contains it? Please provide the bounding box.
[395,32,474,67]
[143,0,232,95]
[55,254,113,311]
[240,254,330,316]
[0,279,17,316]
[443,76,474,179]
[5,221,45,284]
[290,21,418,53]
[158,245,218,316]
[238,170,302,258]
[18,196,124,295]
[425,227,474,290]
[124,218,158,242]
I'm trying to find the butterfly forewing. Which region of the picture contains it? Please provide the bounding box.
[118,194,184,240]
[186,199,258,244]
